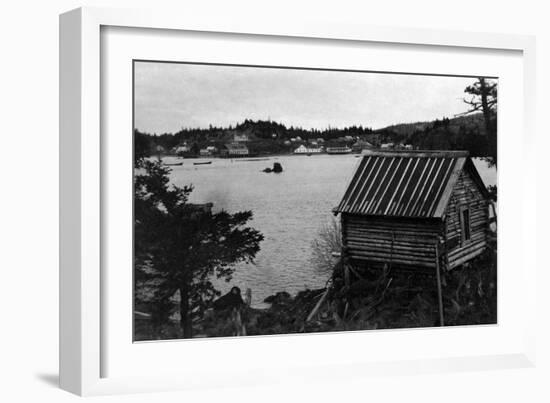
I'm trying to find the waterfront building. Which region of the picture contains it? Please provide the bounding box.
[293,144,323,154]
[221,142,249,157]
[334,150,492,272]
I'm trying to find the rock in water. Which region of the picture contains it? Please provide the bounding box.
[262,162,283,173]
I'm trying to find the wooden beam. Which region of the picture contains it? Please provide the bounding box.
[306,288,330,322]
[432,157,467,217]
[434,242,445,326]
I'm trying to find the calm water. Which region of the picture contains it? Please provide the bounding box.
[164,154,497,307]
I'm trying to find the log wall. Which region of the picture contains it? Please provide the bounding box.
[342,214,441,269]
[444,170,489,269]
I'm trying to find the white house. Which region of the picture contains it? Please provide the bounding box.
[222,143,249,157]
[233,133,250,142]
[175,144,191,154]
[294,144,323,154]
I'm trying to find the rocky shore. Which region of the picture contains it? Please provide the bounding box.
[197,248,496,338]
[135,248,496,341]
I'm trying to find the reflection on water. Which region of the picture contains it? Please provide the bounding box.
[165,154,497,307]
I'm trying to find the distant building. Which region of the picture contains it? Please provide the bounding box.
[380,142,394,149]
[404,144,413,150]
[221,143,249,157]
[175,144,191,154]
[334,150,491,271]
[233,133,250,142]
[294,144,323,154]
[317,138,325,144]
[352,140,373,153]
[199,146,218,156]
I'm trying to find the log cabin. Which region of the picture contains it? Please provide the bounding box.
[334,150,492,273]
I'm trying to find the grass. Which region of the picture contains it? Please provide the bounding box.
[134,247,497,340]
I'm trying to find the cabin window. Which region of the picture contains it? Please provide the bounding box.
[459,207,471,243]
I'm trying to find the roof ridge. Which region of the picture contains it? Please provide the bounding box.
[362,150,469,158]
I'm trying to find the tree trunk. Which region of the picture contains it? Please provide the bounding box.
[179,287,193,338]
[478,78,497,166]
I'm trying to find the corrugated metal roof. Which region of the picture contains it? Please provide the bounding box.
[335,151,471,218]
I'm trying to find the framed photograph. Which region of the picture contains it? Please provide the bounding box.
[60,7,537,396]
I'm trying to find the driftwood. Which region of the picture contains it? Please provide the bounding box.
[348,277,393,322]
[305,288,330,322]
[348,265,364,280]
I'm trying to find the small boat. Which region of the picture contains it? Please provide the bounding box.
[193,161,212,165]
[165,162,183,166]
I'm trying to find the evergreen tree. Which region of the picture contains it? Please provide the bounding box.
[462,78,498,165]
[134,155,263,338]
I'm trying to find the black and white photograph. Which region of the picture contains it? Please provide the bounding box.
[133,61,498,341]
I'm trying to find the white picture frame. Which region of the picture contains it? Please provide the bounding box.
[59,6,537,396]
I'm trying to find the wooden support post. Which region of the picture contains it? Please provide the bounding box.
[244,288,252,307]
[434,243,445,326]
[344,262,350,287]
[490,201,497,225]
[306,288,330,322]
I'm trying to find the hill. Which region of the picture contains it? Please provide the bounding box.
[371,113,490,156]
[136,112,492,159]
[377,113,486,137]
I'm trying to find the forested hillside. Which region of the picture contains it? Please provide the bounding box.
[136,112,493,158]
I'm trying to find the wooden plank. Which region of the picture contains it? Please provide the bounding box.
[346,235,437,247]
[346,222,438,231]
[347,247,436,260]
[448,246,487,269]
[349,254,436,268]
[346,239,436,251]
[306,289,329,322]
[432,157,466,217]
[426,158,455,216]
[349,250,435,263]
[346,227,439,237]
[448,243,487,260]
[435,243,445,326]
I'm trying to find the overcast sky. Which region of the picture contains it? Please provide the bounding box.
[134,61,481,134]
